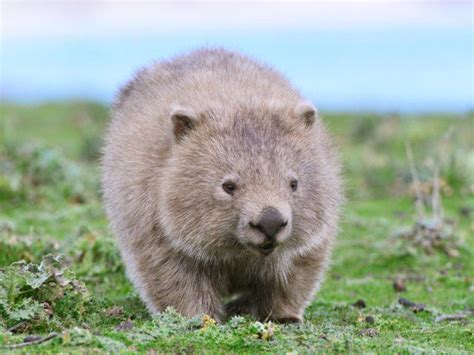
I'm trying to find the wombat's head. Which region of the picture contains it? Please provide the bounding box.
[158,102,342,261]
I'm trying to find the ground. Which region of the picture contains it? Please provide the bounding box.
[0,103,473,352]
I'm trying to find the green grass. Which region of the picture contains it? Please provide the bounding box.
[0,102,473,352]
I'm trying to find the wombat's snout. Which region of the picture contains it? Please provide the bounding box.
[249,207,288,255]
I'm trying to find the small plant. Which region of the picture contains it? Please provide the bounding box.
[0,224,60,266]
[0,255,89,332]
[0,142,96,204]
[71,227,123,278]
[392,142,463,257]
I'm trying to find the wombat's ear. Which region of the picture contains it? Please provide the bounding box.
[171,108,198,142]
[294,102,318,127]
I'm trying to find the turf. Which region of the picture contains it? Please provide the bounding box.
[0,103,473,352]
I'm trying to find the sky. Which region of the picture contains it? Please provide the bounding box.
[1,1,473,112]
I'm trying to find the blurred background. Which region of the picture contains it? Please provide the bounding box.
[2,1,473,112]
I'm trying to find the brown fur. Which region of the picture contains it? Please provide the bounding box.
[101,48,343,323]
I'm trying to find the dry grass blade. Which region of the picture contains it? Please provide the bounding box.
[431,163,443,224]
[405,142,425,219]
[1,333,58,349]
[435,313,469,322]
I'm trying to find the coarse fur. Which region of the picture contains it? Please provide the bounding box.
[101,48,343,323]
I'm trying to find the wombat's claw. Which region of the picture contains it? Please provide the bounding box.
[274,316,302,324]
[224,298,253,317]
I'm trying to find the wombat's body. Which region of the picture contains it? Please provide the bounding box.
[101,49,343,322]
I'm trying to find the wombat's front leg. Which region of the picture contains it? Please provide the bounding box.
[234,251,329,323]
[224,291,304,323]
[137,256,224,322]
[224,294,256,318]
[256,291,306,323]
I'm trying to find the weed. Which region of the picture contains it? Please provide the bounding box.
[0,255,89,332]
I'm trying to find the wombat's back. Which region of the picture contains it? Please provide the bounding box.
[114,48,301,118]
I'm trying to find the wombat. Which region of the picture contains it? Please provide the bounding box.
[101,48,343,323]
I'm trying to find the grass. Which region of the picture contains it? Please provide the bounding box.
[0,102,473,352]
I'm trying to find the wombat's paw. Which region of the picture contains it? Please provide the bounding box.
[224,297,254,317]
[274,316,302,324]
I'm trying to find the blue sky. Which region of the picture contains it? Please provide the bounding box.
[1,1,472,112]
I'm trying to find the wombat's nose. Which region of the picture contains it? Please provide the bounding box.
[250,207,288,239]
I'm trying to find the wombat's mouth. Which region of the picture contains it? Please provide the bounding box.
[258,242,276,256]
[236,234,278,256]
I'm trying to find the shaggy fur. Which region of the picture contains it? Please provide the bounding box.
[101,48,343,323]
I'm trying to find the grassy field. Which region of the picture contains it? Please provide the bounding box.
[0,103,473,352]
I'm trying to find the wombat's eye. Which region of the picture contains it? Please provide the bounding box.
[222,181,237,196]
[290,179,298,192]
